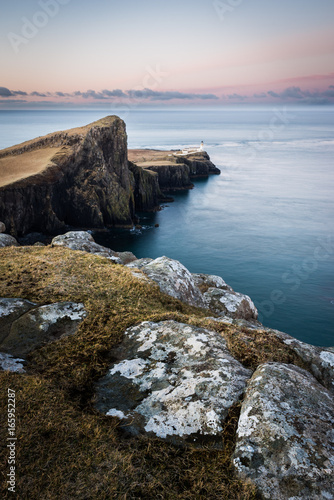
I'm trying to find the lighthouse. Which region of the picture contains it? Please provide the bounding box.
[199,141,204,152]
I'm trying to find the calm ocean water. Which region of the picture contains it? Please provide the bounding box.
[0,107,333,346]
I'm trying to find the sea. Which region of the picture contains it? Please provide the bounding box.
[0,107,333,347]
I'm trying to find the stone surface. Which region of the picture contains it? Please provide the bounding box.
[203,287,258,320]
[51,231,136,265]
[0,298,36,343]
[1,301,87,357]
[0,221,5,233]
[0,352,25,373]
[192,273,232,292]
[95,320,252,445]
[266,328,334,393]
[127,256,206,308]
[233,362,334,500]
[0,234,19,248]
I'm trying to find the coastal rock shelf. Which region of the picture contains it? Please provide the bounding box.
[0,116,220,236]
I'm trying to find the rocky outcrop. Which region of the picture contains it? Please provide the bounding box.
[127,256,206,308]
[128,256,258,320]
[233,363,334,500]
[0,117,162,236]
[0,234,19,247]
[51,231,137,265]
[0,221,5,233]
[261,328,334,393]
[95,320,251,445]
[176,151,220,177]
[0,301,87,359]
[128,149,220,192]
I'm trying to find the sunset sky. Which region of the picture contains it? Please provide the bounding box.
[1,0,334,107]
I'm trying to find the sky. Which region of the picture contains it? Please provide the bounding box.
[1,0,334,107]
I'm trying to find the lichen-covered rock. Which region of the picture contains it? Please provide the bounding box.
[127,256,206,308]
[0,298,36,343]
[0,234,19,248]
[264,329,334,393]
[51,231,136,264]
[0,221,5,233]
[1,302,87,357]
[127,257,153,269]
[233,362,334,500]
[0,352,25,373]
[203,287,258,320]
[95,320,252,446]
[192,273,232,292]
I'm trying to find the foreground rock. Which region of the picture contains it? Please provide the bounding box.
[1,301,87,357]
[128,258,258,319]
[51,231,136,265]
[192,273,258,320]
[0,234,19,248]
[266,328,334,393]
[0,298,36,343]
[233,362,334,500]
[95,320,251,445]
[128,256,206,308]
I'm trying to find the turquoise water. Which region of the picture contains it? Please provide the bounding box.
[0,108,333,346]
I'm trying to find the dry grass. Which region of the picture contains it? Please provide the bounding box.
[0,147,63,187]
[0,245,303,499]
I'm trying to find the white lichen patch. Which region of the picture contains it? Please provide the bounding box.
[320,351,334,368]
[0,352,25,373]
[96,320,252,444]
[106,409,127,419]
[109,358,149,379]
[35,302,87,331]
[0,298,35,319]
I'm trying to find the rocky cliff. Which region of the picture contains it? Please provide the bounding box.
[0,120,219,237]
[128,149,220,191]
[0,117,163,236]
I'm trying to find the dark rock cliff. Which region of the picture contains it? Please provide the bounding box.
[0,117,161,236]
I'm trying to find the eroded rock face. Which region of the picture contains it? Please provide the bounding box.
[1,301,87,357]
[233,362,334,500]
[0,298,36,343]
[95,320,251,445]
[128,257,206,308]
[0,234,19,248]
[51,231,136,265]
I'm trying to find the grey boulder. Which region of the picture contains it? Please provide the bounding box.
[266,328,334,393]
[51,231,136,265]
[233,362,334,500]
[0,221,6,233]
[1,301,87,357]
[0,234,19,248]
[95,320,251,446]
[127,256,206,308]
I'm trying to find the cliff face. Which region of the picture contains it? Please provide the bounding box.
[128,149,220,192]
[0,117,161,236]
